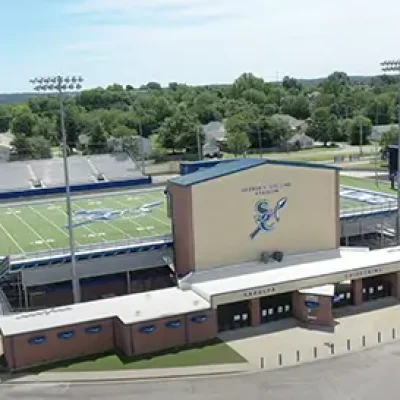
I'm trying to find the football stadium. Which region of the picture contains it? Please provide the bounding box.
[1,156,400,371]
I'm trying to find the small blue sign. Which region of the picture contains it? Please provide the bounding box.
[305,301,320,309]
[165,320,181,329]
[28,336,46,345]
[139,325,156,334]
[85,325,102,334]
[333,296,342,303]
[191,315,207,324]
[57,331,75,340]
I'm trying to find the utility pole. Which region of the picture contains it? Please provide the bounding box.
[29,76,83,303]
[374,105,380,187]
[381,60,400,245]
[359,119,363,157]
[196,129,202,161]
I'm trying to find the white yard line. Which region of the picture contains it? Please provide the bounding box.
[28,205,83,246]
[115,197,170,228]
[127,193,170,228]
[73,201,131,239]
[53,207,108,243]
[0,220,25,254]
[110,199,147,231]
[10,211,53,250]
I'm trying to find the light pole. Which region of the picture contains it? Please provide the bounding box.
[381,60,400,245]
[29,76,83,303]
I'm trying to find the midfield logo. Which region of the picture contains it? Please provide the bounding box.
[67,201,162,228]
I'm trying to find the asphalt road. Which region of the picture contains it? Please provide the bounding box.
[2,339,400,400]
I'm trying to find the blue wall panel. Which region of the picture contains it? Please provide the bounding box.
[0,176,152,201]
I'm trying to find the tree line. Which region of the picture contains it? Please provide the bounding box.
[0,71,400,161]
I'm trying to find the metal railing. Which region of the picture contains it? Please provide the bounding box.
[9,234,173,262]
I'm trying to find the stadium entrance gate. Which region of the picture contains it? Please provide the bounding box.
[260,293,293,323]
[362,276,391,302]
[217,301,251,332]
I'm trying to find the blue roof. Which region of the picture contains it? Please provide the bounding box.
[170,158,340,187]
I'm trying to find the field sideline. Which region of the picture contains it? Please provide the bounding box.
[0,188,170,257]
[0,176,394,257]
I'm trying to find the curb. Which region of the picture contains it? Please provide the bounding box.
[0,369,252,385]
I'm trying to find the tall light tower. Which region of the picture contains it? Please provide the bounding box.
[381,60,400,245]
[29,76,83,303]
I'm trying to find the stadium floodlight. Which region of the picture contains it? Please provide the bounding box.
[29,75,84,304]
[381,60,400,245]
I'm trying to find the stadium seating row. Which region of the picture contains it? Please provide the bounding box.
[0,153,141,191]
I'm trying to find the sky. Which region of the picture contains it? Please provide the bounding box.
[1,0,400,92]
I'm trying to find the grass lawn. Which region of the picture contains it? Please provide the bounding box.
[26,339,246,373]
[341,162,387,171]
[340,176,395,195]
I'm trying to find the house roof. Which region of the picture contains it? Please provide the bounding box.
[169,158,340,187]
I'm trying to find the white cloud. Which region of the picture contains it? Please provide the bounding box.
[61,0,400,88]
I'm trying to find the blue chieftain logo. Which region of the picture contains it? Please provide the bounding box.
[67,201,162,228]
[250,197,288,240]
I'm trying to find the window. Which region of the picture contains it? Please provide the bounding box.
[28,336,46,345]
[57,330,75,340]
[85,325,102,334]
[191,314,207,324]
[139,325,156,334]
[165,320,181,329]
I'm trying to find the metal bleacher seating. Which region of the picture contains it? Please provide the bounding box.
[88,153,140,181]
[0,162,32,191]
[0,153,141,192]
[30,156,95,187]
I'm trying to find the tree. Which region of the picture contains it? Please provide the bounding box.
[0,105,11,132]
[348,116,372,145]
[282,76,302,93]
[27,136,52,159]
[225,115,251,156]
[10,133,31,160]
[157,107,203,153]
[380,127,398,150]
[280,95,310,119]
[307,107,339,145]
[112,125,137,138]
[10,133,51,160]
[33,117,57,144]
[11,105,38,136]
[88,121,108,154]
[230,73,267,98]
[191,91,222,124]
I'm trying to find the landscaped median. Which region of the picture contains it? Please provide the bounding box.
[21,339,246,374]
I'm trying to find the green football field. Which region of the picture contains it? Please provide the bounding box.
[0,189,170,257]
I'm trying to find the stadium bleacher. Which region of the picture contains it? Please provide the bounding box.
[0,153,142,192]
[0,162,32,191]
[88,153,139,181]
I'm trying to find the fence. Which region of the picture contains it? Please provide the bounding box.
[9,234,173,263]
[259,326,400,371]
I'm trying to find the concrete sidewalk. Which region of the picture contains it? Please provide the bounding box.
[2,363,253,384]
[222,298,400,371]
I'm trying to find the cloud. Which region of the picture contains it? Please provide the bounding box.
[60,0,400,88]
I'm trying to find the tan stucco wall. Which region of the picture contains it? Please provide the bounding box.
[191,163,338,270]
